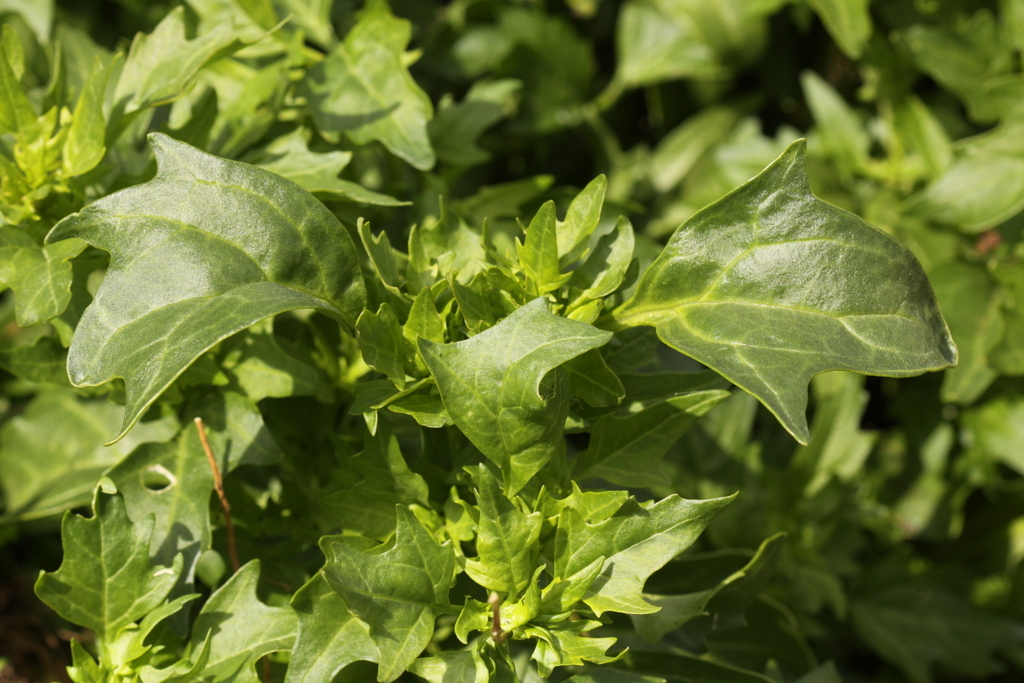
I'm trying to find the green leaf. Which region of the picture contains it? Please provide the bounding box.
[558,175,607,266]
[359,219,406,295]
[301,2,435,170]
[524,619,622,677]
[419,298,612,494]
[188,560,297,683]
[46,133,366,442]
[319,420,430,541]
[464,465,543,595]
[408,650,490,683]
[68,638,105,683]
[0,0,52,44]
[805,0,871,58]
[931,262,1002,404]
[108,391,280,575]
[0,28,37,137]
[286,573,378,683]
[576,390,729,488]
[538,483,629,524]
[113,7,250,114]
[62,56,108,177]
[0,232,88,327]
[140,635,212,683]
[428,80,520,168]
[631,533,785,642]
[910,120,1024,233]
[962,391,1024,476]
[357,303,412,389]
[0,335,69,386]
[565,349,625,408]
[565,671,664,683]
[539,555,605,616]
[612,140,956,444]
[387,392,453,428]
[555,494,734,616]
[276,0,335,48]
[850,583,1018,683]
[801,70,869,176]
[35,490,183,639]
[614,0,778,88]
[403,287,446,347]
[255,131,406,206]
[322,506,457,682]
[651,107,740,193]
[792,372,878,496]
[220,321,329,402]
[619,650,777,682]
[518,201,571,295]
[0,391,178,520]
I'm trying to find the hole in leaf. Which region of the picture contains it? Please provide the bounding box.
[141,464,176,492]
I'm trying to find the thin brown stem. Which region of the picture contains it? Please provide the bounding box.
[488,592,507,644]
[194,417,240,574]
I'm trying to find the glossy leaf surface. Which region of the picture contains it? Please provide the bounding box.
[47,134,365,441]
[613,141,956,443]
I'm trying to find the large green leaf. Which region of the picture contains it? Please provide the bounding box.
[910,120,1024,233]
[35,490,183,639]
[555,494,734,616]
[301,2,435,170]
[188,560,297,683]
[419,298,612,493]
[286,573,378,683]
[611,140,956,443]
[632,533,785,642]
[321,506,457,682]
[524,619,621,677]
[46,133,366,442]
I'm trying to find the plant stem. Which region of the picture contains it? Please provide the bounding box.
[488,592,507,644]
[194,417,241,574]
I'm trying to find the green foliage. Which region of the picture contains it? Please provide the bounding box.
[0,2,1021,683]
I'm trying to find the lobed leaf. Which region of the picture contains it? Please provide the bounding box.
[47,134,365,442]
[555,494,735,616]
[322,506,456,682]
[188,560,297,683]
[35,490,183,639]
[419,298,612,493]
[286,573,378,683]
[612,140,956,443]
[301,2,435,170]
[0,231,87,327]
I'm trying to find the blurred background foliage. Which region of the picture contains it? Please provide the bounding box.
[3,0,1024,682]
